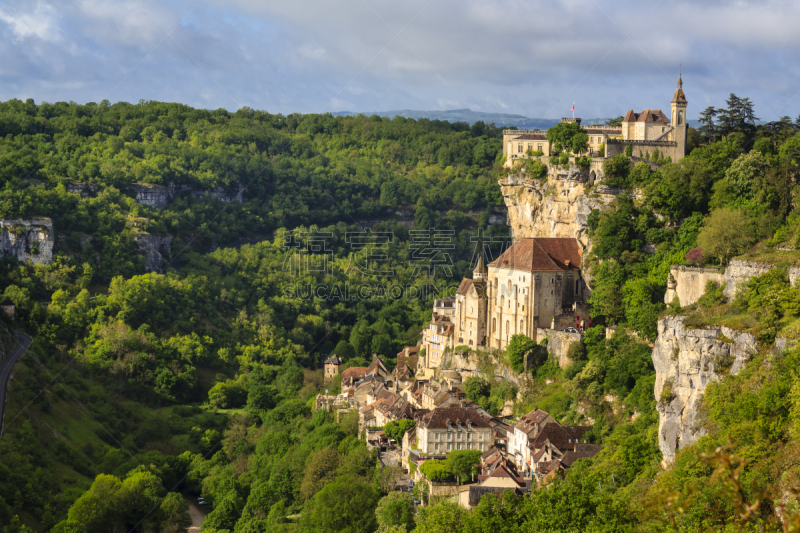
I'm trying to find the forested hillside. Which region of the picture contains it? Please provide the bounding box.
[0,96,800,533]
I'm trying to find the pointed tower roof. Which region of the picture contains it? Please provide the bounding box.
[671,75,687,104]
[474,254,486,274]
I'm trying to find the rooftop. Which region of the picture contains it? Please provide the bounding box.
[488,238,582,273]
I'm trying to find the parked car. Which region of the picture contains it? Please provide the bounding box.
[197,498,208,505]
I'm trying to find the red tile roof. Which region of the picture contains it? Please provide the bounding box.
[488,238,581,273]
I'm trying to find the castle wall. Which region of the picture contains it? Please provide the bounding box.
[536,328,583,368]
[664,266,725,306]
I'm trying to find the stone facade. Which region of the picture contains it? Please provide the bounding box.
[0,218,54,265]
[653,315,761,466]
[664,266,725,306]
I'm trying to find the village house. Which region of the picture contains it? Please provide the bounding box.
[506,408,593,476]
[416,407,493,454]
[323,353,342,382]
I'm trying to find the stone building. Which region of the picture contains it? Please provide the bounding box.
[421,315,454,369]
[504,78,689,169]
[324,353,342,382]
[453,256,488,348]
[416,407,493,454]
[485,238,584,350]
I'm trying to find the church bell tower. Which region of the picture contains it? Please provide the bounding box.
[671,75,688,157]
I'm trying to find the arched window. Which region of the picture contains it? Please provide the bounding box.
[505,320,509,333]
[678,110,683,125]
[520,319,524,332]
[492,317,496,333]
[575,279,580,294]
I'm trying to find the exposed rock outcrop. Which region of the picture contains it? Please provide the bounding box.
[130,184,173,209]
[0,218,54,264]
[499,172,618,248]
[653,315,760,467]
[134,233,172,272]
[130,183,247,209]
[722,260,777,300]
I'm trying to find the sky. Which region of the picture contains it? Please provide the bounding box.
[1,0,800,120]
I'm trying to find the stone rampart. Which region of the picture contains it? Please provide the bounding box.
[664,266,725,306]
[723,260,779,300]
[536,328,583,368]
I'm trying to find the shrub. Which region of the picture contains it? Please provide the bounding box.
[697,281,725,308]
[684,247,705,266]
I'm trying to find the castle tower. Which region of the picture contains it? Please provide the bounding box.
[324,353,342,382]
[671,75,688,157]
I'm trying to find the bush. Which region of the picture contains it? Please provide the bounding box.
[697,281,725,308]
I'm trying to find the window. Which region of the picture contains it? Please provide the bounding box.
[520,319,524,331]
[575,279,580,293]
[678,110,683,125]
[505,320,509,333]
[537,143,542,151]
[435,443,439,451]
[448,443,452,450]
[492,317,496,333]
[527,143,533,152]
[518,143,523,153]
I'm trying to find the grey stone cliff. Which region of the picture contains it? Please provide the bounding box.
[134,233,172,272]
[0,218,54,264]
[653,315,758,467]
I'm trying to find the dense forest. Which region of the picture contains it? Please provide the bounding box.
[0,95,799,533]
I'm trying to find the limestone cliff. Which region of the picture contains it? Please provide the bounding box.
[499,171,618,248]
[653,315,760,466]
[134,233,172,272]
[0,218,54,264]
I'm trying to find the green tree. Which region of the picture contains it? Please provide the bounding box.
[375,491,415,532]
[384,419,415,443]
[546,121,586,154]
[506,334,536,373]
[412,501,469,533]
[697,208,755,265]
[463,377,490,402]
[298,476,380,533]
[300,447,339,500]
[445,449,482,485]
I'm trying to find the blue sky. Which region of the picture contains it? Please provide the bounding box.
[1,0,799,120]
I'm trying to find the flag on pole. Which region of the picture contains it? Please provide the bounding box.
[571,103,575,112]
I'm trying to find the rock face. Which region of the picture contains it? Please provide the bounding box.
[499,172,618,248]
[664,266,725,306]
[0,218,54,264]
[131,184,173,209]
[653,315,758,466]
[134,234,173,272]
[722,260,777,300]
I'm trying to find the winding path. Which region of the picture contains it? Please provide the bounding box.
[0,333,31,435]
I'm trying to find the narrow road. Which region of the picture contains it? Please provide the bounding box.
[0,333,31,435]
[184,496,205,532]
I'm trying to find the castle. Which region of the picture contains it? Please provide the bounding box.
[421,237,589,369]
[503,77,689,172]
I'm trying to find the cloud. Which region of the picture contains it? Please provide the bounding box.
[0,0,798,119]
[0,2,60,42]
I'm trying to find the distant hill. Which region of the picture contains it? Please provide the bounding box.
[332,108,700,130]
[332,108,614,130]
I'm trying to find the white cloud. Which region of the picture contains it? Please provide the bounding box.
[0,2,60,42]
